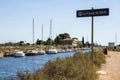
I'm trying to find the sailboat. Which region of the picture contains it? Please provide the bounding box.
[37,24,45,55]
[46,19,57,54]
[25,18,37,56]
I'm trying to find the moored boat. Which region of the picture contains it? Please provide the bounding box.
[25,50,37,56]
[46,49,57,54]
[14,51,25,57]
[58,50,66,53]
[46,20,58,54]
[37,50,45,55]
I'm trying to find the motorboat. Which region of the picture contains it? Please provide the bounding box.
[14,51,25,57]
[25,50,38,56]
[46,49,57,54]
[37,50,45,55]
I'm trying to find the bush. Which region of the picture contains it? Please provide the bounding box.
[18,50,105,80]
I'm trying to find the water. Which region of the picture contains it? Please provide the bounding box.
[0,51,75,80]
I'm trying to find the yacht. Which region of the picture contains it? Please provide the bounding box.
[25,50,37,56]
[46,19,57,54]
[14,51,25,57]
[37,24,45,55]
[46,49,57,54]
[37,50,45,55]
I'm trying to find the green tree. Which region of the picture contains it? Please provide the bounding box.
[36,39,42,45]
[54,36,63,45]
[18,41,24,46]
[82,37,85,47]
[54,33,71,45]
[46,38,54,45]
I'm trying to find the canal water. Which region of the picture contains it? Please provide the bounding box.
[0,51,75,80]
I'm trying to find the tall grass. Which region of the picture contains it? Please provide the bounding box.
[18,50,105,80]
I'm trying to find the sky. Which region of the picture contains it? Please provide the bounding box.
[0,0,120,46]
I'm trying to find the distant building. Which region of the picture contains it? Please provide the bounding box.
[63,38,72,45]
[108,42,115,47]
[72,38,79,47]
[63,38,79,47]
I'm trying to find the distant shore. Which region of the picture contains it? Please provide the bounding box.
[0,45,82,56]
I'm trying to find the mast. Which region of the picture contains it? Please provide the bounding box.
[40,24,43,48]
[115,33,117,46]
[49,19,52,49]
[33,18,35,49]
[42,24,43,41]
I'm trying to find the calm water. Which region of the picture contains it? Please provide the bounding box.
[0,51,75,80]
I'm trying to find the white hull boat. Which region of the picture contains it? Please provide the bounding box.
[47,49,57,54]
[14,51,25,57]
[37,50,45,55]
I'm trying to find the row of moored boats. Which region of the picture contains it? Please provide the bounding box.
[12,49,74,57]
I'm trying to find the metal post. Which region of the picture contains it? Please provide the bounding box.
[91,8,94,79]
[91,8,94,64]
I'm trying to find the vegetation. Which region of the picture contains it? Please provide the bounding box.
[54,33,71,45]
[82,37,85,47]
[108,46,120,52]
[18,50,106,80]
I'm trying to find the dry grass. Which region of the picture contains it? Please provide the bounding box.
[18,50,105,80]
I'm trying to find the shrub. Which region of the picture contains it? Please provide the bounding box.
[18,50,105,80]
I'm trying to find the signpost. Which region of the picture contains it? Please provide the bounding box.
[77,8,109,17]
[76,8,109,67]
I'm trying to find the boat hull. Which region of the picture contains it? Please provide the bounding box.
[14,52,25,57]
[46,49,57,54]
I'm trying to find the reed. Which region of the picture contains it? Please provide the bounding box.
[18,50,105,80]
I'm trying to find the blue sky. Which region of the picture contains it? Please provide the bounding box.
[0,0,120,45]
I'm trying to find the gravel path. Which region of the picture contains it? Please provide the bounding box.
[98,51,120,80]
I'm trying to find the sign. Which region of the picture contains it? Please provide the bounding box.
[77,8,109,17]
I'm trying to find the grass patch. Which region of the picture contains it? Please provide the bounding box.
[18,50,105,80]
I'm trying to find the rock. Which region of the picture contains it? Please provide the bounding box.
[97,70,107,75]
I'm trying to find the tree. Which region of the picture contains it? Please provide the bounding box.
[85,41,90,48]
[82,37,85,47]
[54,36,62,45]
[78,41,83,48]
[36,39,42,45]
[54,33,71,45]
[46,38,54,45]
[18,41,24,46]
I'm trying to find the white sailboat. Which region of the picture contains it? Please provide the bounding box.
[25,18,38,56]
[47,19,57,54]
[37,24,45,55]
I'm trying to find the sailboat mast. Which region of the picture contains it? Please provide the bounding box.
[49,19,52,49]
[42,24,43,41]
[49,19,52,39]
[33,18,35,49]
[40,24,43,48]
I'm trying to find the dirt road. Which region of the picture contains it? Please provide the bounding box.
[98,51,120,80]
